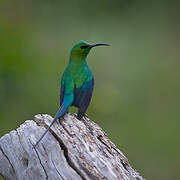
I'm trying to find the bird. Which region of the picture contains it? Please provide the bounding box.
[33,40,109,148]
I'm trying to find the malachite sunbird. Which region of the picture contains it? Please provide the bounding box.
[34,40,109,147]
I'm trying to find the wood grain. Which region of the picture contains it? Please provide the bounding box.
[0,114,144,180]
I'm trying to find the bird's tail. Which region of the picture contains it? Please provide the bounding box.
[33,103,68,148]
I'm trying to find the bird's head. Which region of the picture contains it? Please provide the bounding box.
[70,40,109,61]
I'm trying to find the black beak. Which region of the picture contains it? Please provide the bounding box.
[90,43,110,48]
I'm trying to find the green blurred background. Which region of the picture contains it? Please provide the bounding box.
[0,0,180,179]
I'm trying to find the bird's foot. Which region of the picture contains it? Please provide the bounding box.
[76,113,88,120]
[58,117,64,123]
[83,114,88,119]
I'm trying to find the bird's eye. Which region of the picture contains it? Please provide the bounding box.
[80,45,89,49]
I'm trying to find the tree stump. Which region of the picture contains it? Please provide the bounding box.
[0,114,144,180]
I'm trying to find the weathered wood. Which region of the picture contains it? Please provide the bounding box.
[0,114,144,180]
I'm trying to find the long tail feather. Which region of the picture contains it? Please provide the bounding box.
[33,104,68,148]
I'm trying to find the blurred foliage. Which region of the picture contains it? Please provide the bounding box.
[0,0,180,179]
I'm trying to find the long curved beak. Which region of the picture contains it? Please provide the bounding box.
[90,43,110,48]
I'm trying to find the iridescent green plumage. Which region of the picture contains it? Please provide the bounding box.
[34,40,109,147]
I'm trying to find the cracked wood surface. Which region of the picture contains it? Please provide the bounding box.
[0,114,144,180]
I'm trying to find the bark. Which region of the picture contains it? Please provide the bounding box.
[0,114,144,180]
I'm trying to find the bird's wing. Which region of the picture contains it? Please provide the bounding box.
[60,81,65,106]
[75,77,94,119]
[60,75,75,105]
